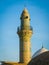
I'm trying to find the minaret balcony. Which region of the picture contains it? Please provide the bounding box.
[17,26,33,33]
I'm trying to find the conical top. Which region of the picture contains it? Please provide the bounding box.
[20,8,30,20]
[23,8,28,13]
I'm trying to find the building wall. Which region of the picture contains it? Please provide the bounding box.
[2,62,27,65]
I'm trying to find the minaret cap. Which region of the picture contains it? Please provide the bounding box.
[20,8,30,20]
[23,8,28,13]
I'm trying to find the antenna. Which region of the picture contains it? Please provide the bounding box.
[24,4,26,8]
[24,0,28,9]
[42,43,44,48]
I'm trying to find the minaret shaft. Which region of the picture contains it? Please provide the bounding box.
[19,30,32,63]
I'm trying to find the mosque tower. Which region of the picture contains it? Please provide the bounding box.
[17,8,33,63]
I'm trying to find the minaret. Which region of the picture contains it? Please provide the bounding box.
[17,8,33,63]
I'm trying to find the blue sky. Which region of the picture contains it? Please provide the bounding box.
[0,0,49,62]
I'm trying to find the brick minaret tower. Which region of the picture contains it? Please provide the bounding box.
[17,8,33,63]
